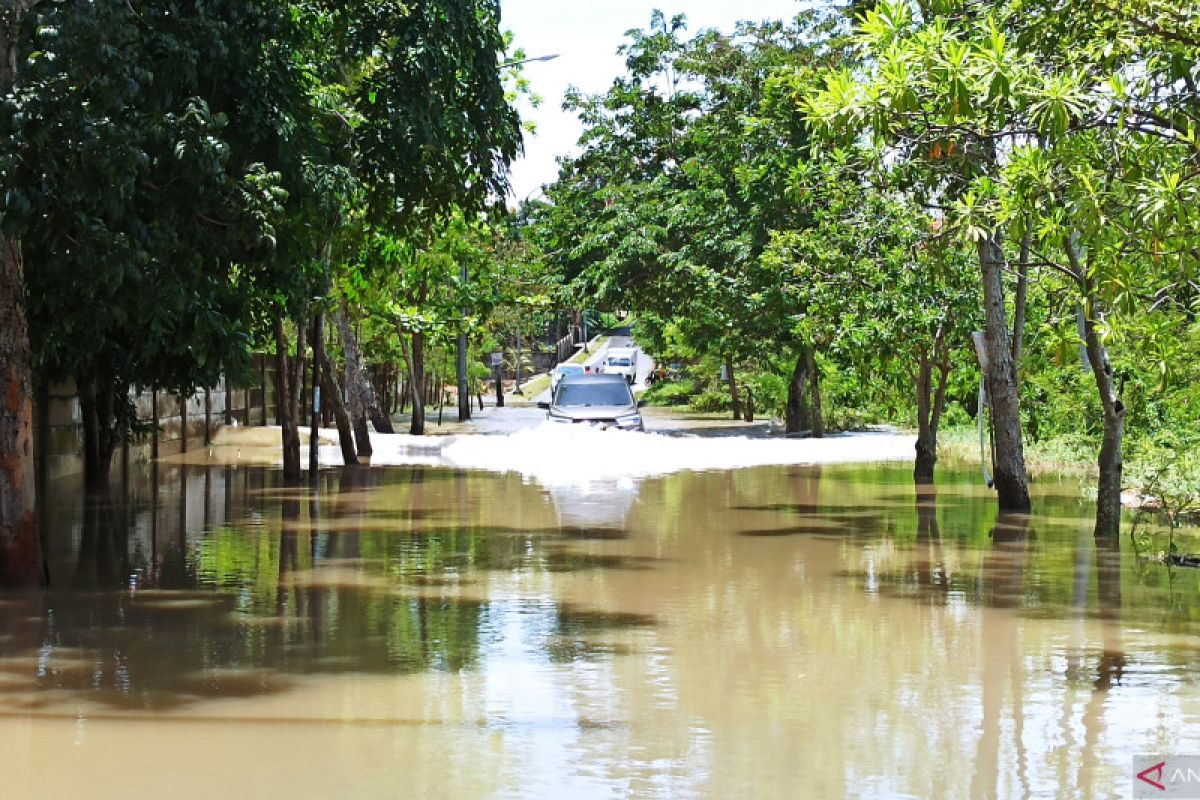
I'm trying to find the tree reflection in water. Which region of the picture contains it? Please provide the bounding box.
[972,513,1032,800]
[913,482,947,593]
[1079,537,1126,797]
[0,465,658,711]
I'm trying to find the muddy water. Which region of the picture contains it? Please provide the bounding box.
[2,456,1199,799]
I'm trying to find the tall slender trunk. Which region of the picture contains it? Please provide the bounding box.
[914,350,936,484]
[333,308,391,458]
[725,355,742,421]
[914,325,951,484]
[289,317,307,479]
[785,348,812,435]
[404,332,426,435]
[77,363,122,490]
[79,381,109,489]
[807,348,824,438]
[1066,235,1125,540]
[0,2,43,587]
[273,311,304,483]
[976,231,1030,511]
[319,352,358,466]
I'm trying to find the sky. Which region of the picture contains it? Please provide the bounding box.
[499,0,809,203]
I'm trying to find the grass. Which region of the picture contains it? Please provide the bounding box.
[565,336,610,364]
[938,427,1098,479]
[513,335,612,399]
[518,373,551,398]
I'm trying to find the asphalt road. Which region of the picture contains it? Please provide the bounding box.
[531,330,655,406]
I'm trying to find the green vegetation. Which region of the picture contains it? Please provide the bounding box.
[0,1,546,486]
[3,1,1200,581]
[521,2,1200,540]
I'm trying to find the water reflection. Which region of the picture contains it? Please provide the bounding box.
[0,466,668,716]
[4,461,1200,798]
[972,513,1032,800]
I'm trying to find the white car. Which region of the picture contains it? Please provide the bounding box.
[538,374,645,431]
[601,347,638,384]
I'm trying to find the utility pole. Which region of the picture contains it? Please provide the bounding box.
[492,351,504,408]
[309,311,322,482]
[513,330,524,396]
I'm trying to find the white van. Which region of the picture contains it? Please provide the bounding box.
[601,347,638,385]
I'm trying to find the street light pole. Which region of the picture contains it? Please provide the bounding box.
[513,329,524,396]
[451,53,556,422]
[500,53,560,68]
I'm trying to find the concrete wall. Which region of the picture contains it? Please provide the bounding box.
[39,354,278,481]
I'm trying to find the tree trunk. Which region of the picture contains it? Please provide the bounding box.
[807,348,824,438]
[0,5,43,587]
[1067,236,1125,541]
[785,349,811,435]
[273,312,304,483]
[77,366,122,490]
[913,326,951,484]
[976,231,1030,511]
[405,332,426,435]
[457,316,471,422]
[334,308,391,457]
[319,353,357,466]
[725,355,742,421]
[914,350,936,484]
[289,317,307,480]
[436,367,445,426]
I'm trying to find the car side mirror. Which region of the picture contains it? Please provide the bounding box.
[637,399,647,408]
[537,401,550,410]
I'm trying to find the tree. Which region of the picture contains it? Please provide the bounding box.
[805,1,1050,509]
[540,11,853,434]
[9,1,303,486]
[303,0,521,444]
[764,152,979,482]
[0,0,43,586]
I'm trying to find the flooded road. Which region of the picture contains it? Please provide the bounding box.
[2,428,1199,798]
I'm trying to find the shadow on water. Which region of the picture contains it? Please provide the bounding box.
[0,464,660,711]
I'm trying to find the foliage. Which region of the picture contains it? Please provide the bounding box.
[8,1,300,395]
[689,388,733,413]
[641,378,696,407]
[2,0,527,467]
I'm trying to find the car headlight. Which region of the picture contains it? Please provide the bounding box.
[548,413,573,424]
[616,414,642,429]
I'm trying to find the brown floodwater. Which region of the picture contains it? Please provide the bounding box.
[2,451,1199,798]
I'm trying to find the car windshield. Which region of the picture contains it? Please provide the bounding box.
[607,358,632,367]
[555,382,633,407]
[556,366,583,376]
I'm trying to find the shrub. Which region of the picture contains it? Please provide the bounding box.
[642,378,695,407]
[690,388,732,412]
